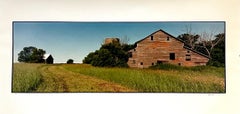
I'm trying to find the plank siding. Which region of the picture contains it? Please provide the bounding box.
[127,30,209,68]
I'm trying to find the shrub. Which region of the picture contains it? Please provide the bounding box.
[83,42,134,67]
[207,60,224,67]
[67,59,74,64]
[150,63,184,70]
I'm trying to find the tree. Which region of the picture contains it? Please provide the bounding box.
[100,42,129,67]
[177,33,200,49]
[82,52,95,64]
[18,46,46,63]
[67,59,74,64]
[83,41,134,67]
[120,35,130,45]
[91,49,116,67]
[206,33,225,67]
[178,25,225,67]
[199,32,225,58]
[178,25,200,49]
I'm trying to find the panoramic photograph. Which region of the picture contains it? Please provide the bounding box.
[12,22,225,93]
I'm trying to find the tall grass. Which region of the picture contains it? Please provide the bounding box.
[63,64,225,93]
[150,64,225,78]
[13,63,43,92]
[12,63,225,93]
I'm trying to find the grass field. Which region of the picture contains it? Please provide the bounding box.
[13,63,43,92]
[13,63,225,93]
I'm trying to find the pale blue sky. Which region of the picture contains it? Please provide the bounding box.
[13,22,224,63]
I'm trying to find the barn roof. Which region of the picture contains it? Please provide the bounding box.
[135,29,185,44]
[43,54,52,60]
[183,46,210,59]
[134,29,210,59]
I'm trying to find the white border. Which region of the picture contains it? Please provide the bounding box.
[1,0,240,114]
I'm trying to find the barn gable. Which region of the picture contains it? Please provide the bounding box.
[135,29,184,44]
[43,54,54,64]
[128,29,209,68]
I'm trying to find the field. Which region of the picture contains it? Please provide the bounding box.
[12,63,225,93]
[13,63,43,92]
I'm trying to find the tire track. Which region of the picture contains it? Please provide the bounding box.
[37,65,68,92]
[37,65,136,92]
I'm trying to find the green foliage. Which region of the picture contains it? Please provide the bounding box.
[83,42,134,67]
[194,44,208,55]
[150,63,184,70]
[208,33,225,67]
[207,60,224,67]
[82,52,95,64]
[91,49,116,67]
[67,59,74,64]
[121,43,136,52]
[13,63,43,92]
[18,46,46,63]
[177,33,200,48]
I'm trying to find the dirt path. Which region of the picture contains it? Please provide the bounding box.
[36,65,136,92]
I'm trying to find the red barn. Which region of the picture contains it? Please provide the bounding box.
[127,29,210,68]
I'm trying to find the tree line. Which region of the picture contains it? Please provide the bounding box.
[83,32,225,67]
[17,46,74,64]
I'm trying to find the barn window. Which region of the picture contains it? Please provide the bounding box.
[150,36,153,40]
[167,36,170,41]
[140,62,143,65]
[186,54,191,61]
[170,53,175,60]
[187,50,190,53]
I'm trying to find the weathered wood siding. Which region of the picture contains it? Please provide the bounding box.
[127,30,209,68]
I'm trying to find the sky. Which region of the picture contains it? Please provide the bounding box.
[13,22,225,63]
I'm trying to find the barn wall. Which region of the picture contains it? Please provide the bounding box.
[46,55,54,64]
[127,30,209,68]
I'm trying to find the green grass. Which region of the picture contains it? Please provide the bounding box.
[63,64,225,93]
[13,63,225,93]
[36,64,135,92]
[150,64,225,78]
[13,63,43,92]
